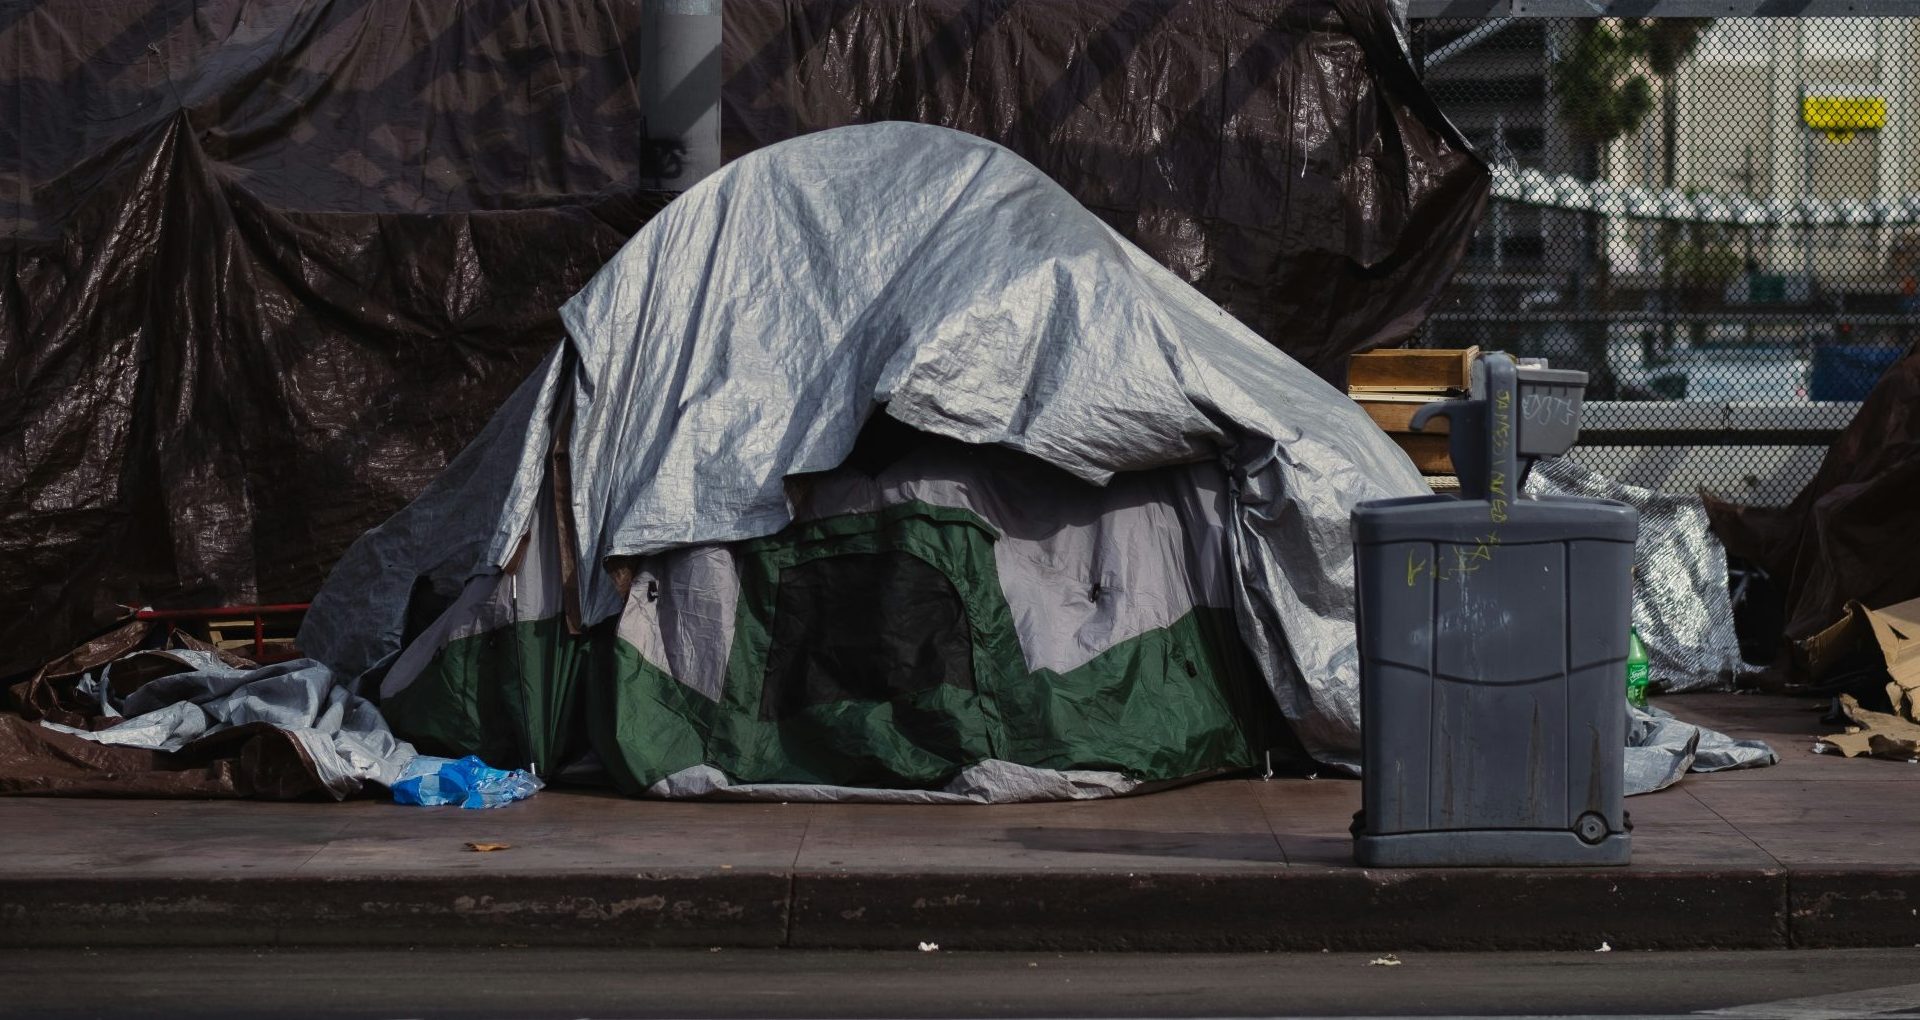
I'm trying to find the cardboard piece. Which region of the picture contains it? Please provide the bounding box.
[1863,596,1920,688]
[1797,596,1920,697]
[1811,597,1920,760]
[1818,694,1920,761]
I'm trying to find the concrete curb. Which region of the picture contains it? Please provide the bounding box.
[0,873,791,948]
[11,867,1907,951]
[1786,871,1920,948]
[788,870,1788,951]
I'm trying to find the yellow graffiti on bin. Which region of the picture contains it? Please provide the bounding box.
[1406,530,1504,585]
[1408,390,1511,585]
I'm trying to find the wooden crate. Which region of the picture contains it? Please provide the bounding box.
[1347,345,1477,393]
[1390,431,1454,475]
[1347,347,1476,476]
[1355,394,1449,435]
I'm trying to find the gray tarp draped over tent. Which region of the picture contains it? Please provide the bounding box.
[301,122,1432,781]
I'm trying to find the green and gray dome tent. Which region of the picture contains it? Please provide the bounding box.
[299,123,1430,801]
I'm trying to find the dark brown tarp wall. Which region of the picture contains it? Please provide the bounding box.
[1709,344,1920,652]
[0,1,672,676]
[2,0,1486,678]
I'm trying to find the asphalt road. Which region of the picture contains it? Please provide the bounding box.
[6,947,1920,1020]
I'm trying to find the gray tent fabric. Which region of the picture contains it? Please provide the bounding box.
[302,349,570,690]
[300,122,1432,773]
[1526,458,1745,692]
[1625,702,1779,796]
[42,654,417,799]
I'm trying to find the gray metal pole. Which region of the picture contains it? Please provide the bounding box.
[643,0,723,191]
[1801,125,1814,294]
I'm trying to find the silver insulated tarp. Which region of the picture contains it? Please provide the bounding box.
[1527,458,1746,693]
[301,122,1432,773]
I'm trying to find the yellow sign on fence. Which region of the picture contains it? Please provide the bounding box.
[1802,93,1888,143]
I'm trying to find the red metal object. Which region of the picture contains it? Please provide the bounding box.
[134,603,311,662]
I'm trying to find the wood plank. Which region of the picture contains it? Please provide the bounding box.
[1347,391,1444,404]
[1347,346,1477,393]
[1391,431,1454,475]
[1359,398,1449,434]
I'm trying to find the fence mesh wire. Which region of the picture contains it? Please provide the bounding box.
[1410,16,1920,506]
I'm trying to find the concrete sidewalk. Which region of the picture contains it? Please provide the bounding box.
[4,694,1916,951]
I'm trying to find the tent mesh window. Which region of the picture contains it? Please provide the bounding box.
[759,550,977,721]
[1410,14,1920,507]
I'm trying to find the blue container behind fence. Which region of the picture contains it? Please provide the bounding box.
[1809,343,1902,401]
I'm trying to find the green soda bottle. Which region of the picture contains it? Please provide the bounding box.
[1626,626,1650,709]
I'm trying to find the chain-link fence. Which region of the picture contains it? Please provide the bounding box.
[1410,15,1920,506]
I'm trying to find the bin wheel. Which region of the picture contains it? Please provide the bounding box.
[1623,810,1634,833]
[1349,810,1366,839]
[1575,812,1609,845]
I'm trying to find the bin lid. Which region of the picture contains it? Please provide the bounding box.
[1514,365,1587,387]
[1353,493,1639,545]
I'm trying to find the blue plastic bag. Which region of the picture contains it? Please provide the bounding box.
[392,755,544,809]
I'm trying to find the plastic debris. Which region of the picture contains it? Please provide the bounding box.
[464,842,512,852]
[918,942,940,952]
[393,755,543,809]
[1368,955,1402,967]
[1597,941,1612,952]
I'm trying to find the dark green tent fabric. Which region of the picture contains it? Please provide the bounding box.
[391,501,1274,792]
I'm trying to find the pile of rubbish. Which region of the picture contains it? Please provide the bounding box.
[1,617,536,808]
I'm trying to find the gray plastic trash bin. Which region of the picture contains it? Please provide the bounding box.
[1350,352,1639,867]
